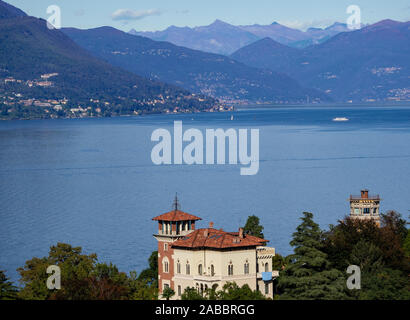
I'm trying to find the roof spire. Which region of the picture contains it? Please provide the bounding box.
[173,193,181,211]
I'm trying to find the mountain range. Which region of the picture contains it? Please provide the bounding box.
[63,26,326,104]
[231,20,410,102]
[1,0,409,121]
[0,0,25,19]
[0,1,218,119]
[130,20,353,55]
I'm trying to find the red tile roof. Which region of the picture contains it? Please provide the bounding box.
[171,228,268,249]
[152,209,202,222]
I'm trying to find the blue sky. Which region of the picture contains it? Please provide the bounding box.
[6,0,410,31]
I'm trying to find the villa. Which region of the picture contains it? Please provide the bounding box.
[152,196,278,299]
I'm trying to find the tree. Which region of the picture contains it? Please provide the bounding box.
[404,229,410,258]
[181,287,205,300]
[0,270,18,300]
[128,273,158,300]
[17,243,134,300]
[85,262,129,300]
[17,243,97,300]
[322,217,381,271]
[378,211,409,271]
[324,212,409,274]
[243,215,264,238]
[162,287,175,300]
[358,268,410,300]
[217,282,266,300]
[381,211,408,243]
[322,212,410,300]
[348,240,384,273]
[138,251,158,287]
[278,212,347,300]
[272,254,286,270]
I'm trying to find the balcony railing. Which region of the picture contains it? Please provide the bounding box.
[193,274,222,282]
[350,195,380,200]
[156,230,193,236]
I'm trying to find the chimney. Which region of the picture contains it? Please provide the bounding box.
[361,189,369,199]
[239,227,244,239]
[209,222,214,229]
[204,229,209,237]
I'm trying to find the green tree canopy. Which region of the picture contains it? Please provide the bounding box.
[322,211,410,300]
[17,243,97,300]
[217,282,266,300]
[243,215,264,239]
[323,211,409,273]
[18,243,131,300]
[181,282,266,300]
[138,251,158,287]
[181,287,205,300]
[0,270,18,300]
[161,287,175,300]
[358,268,410,300]
[404,229,410,258]
[128,272,158,300]
[278,212,347,300]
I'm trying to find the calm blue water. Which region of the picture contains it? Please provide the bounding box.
[1,105,410,283]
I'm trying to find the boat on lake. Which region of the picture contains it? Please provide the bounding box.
[332,117,349,122]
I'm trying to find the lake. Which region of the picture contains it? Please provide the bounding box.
[1,105,410,283]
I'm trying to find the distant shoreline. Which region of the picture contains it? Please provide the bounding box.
[234,101,410,110]
[2,102,410,121]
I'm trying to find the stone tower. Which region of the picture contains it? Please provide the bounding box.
[349,189,381,226]
[152,195,201,295]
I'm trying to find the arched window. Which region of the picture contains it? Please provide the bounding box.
[265,262,269,272]
[210,264,215,276]
[186,262,190,275]
[177,260,181,274]
[164,261,169,273]
[244,261,249,274]
[198,264,203,275]
[228,263,233,276]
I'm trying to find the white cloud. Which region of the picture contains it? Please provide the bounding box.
[277,19,336,31]
[111,9,163,21]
